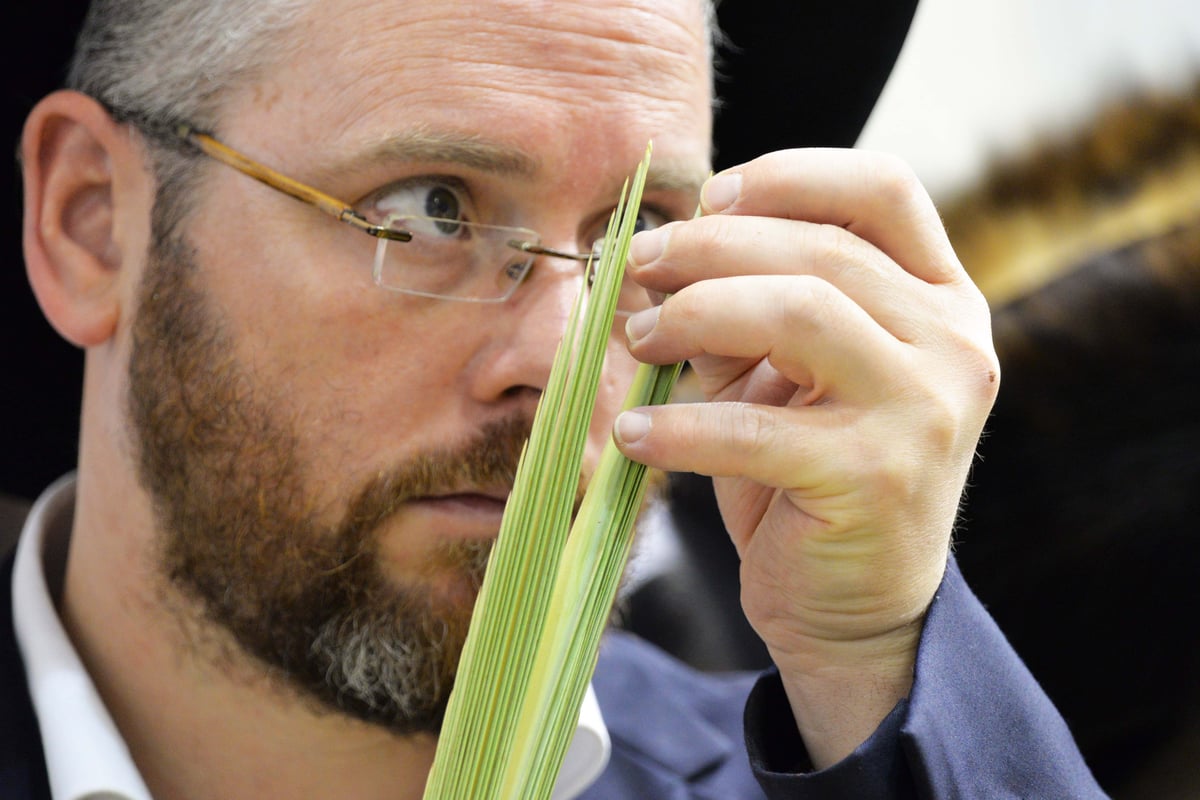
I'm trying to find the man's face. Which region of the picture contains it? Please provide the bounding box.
[126,0,712,732]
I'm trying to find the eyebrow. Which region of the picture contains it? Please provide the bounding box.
[315,129,707,203]
[315,129,541,185]
[642,160,708,197]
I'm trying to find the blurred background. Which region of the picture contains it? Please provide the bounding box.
[861,0,1200,199]
[858,0,1200,302]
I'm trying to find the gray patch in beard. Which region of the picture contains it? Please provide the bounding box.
[311,538,492,721]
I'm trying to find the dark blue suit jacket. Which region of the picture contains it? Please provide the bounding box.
[1,527,1106,799]
[585,559,1109,799]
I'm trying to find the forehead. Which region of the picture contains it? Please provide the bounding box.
[221,0,712,189]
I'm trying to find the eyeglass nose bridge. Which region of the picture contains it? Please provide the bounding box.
[510,241,604,289]
[512,242,592,263]
[511,240,648,320]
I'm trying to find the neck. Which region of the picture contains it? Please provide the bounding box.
[60,468,438,800]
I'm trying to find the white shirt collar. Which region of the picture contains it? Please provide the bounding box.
[12,476,609,800]
[13,474,153,800]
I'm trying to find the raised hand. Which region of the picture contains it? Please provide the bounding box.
[614,149,1000,766]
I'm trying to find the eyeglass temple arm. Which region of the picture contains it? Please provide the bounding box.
[175,125,412,242]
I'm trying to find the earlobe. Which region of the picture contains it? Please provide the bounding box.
[21,90,147,348]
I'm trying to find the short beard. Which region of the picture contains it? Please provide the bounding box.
[126,230,530,735]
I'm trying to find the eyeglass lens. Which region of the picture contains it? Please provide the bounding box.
[371,214,655,313]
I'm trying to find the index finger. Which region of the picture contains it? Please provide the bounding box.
[701,148,961,285]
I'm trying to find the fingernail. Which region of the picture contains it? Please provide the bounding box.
[614,411,651,445]
[702,172,741,213]
[628,226,669,267]
[624,306,659,344]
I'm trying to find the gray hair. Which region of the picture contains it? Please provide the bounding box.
[67,0,310,132]
[66,0,719,235]
[67,0,313,239]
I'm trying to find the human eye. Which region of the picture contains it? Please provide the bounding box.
[360,177,474,237]
[631,206,670,235]
[585,205,671,255]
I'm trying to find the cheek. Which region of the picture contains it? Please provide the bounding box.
[188,226,480,483]
[187,182,456,400]
[265,303,482,462]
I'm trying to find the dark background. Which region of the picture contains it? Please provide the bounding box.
[1,2,91,500]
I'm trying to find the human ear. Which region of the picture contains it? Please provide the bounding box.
[21,90,149,348]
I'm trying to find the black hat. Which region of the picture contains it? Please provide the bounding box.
[0,0,918,499]
[713,0,919,168]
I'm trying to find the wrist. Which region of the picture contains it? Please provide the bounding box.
[770,619,922,769]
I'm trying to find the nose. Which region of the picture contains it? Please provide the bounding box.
[465,248,587,405]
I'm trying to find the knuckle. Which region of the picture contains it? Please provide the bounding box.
[864,152,926,209]
[746,148,798,180]
[905,347,998,472]
[950,328,1002,407]
[729,401,774,457]
[803,222,855,273]
[777,275,836,335]
[866,450,920,508]
[692,213,743,256]
[930,298,1002,408]
[660,284,705,329]
[973,348,1002,405]
[655,216,740,282]
[921,387,964,455]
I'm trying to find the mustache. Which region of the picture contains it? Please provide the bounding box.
[338,414,536,541]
